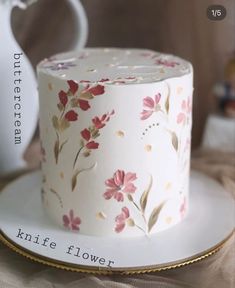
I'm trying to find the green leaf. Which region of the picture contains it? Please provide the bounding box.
[171,132,178,151]
[140,175,153,213]
[59,118,70,132]
[71,173,78,191]
[148,202,165,233]
[59,139,68,153]
[72,162,97,191]
[57,103,64,111]
[52,116,59,130]
[165,94,170,114]
[92,129,100,138]
[165,83,170,114]
[70,98,79,107]
[54,139,59,164]
[80,91,94,100]
[126,218,135,227]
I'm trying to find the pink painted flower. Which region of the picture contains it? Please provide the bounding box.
[103,170,137,202]
[140,93,161,120]
[77,99,90,111]
[65,110,78,121]
[115,207,130,233]
[155,59,179,67]
[92,116,106,129]
[180,197,187,219]
[88,84,105,96]
[80,129,99,150]
[81,128,91,141]
[63,209,81,231]
[67,80,79,94]
[86,141,99,149]
[177,97,192,125]
[59,90,68,107]
[92,110,115,129]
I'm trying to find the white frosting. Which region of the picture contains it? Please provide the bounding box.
[37,48,193,238]
[37,48,192,84]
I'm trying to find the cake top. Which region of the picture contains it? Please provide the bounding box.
[37,48,192,85]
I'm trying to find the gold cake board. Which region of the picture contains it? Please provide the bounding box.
[0,231,234,275]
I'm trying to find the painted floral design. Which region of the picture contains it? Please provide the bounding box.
[140,86,182,154]
[155,59,179,67]
[140,94,162,120]
[180,197,187,219]
[177,97,192,125]
[103,171,165,235]
[63,209,81,231]
[73,110,115,168]
[103,170,137,202]
[52,80,105,163]
[115,207,131,233]
[71,110,115,191]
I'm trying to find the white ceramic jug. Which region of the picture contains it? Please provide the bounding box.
[0,0,88,175]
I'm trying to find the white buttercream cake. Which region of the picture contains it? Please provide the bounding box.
[37,48,193,237]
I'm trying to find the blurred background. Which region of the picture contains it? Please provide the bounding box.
[12,0,235,148]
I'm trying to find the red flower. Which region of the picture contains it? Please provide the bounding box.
[65,110,78,121]
[88,84,105,96]
[81,128,91,141]
[99,78,110,82]
[77,99,90,111]
[180,197,187,219]
[177,97,191,125]
[67,80,79,94]
[92,116,106,129]
[86,141,99,149]
[115,207,130,233]
[141,94,161,120]
[155,59,179,67]
[59,90,68,107]
[103,170,137,202]
[63,209,81,231]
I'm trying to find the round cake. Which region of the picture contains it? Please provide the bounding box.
[37,48,193,237]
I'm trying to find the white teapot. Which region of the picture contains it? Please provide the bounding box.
[0,0,88,175]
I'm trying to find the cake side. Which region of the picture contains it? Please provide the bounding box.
[38,48,193,237]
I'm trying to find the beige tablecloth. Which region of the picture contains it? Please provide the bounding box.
[0,146,234,288]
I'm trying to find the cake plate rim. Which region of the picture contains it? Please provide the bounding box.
[0,170,234,275]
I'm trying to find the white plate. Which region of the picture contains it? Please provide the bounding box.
[0,171,234,274]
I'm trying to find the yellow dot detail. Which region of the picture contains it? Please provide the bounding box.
[145,144,152,152]
[165,182,172,191]
[165,217,172,224]
[177,87,183,94]
[116,130,125,138]
[96,212,107,220]
[48,83,53,91]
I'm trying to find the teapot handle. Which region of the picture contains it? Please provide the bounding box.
[67,0,88,49]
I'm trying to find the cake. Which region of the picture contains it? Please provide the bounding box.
[37,48,193,238]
